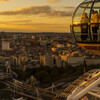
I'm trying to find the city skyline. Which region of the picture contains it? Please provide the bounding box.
[0,0,83,32]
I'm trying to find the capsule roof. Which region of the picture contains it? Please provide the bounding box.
[83,0,100,3]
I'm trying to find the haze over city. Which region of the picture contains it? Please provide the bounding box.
[0,0,83,32]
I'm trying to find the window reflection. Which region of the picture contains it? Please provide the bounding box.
[71,1,100,43]
[90,2,100,42]
[73,3,92,42]
[73,3,92,24]
[72,0,100,43]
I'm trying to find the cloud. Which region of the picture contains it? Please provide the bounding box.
[0,0,14,3]
[17,23,65,26]
[48,0,60,3]
[10,1,14,4]
[0,0,8,1]
[64,6,75,11]
[0,5,73,17]
[65,7,75,9]
[0,20,32,25]
[0,20,66,26]
[0,6,51,15]
[46,10,72,17]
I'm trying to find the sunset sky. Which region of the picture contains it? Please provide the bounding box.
[0,0,84,32]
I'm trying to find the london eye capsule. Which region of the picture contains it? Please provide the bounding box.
[71,0,100,55]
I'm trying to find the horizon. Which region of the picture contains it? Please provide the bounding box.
[0,31,71,33]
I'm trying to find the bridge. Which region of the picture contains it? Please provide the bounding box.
[45,82,65,90]
[55,69,100,100]
[3,78,56,100]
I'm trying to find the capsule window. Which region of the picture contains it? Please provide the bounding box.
[72,3,92,42]
[90,2,100,42]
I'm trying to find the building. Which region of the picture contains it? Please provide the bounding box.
[61,55,68,62]
[40,54,67,67]
[0,33,2,52]
[86,57,100,65]
[55,56,62,67]
[68,57,84,67]
[40,55,55,67]
[0,61,12,80]
[56,44,64,48]
[2,41,11,51]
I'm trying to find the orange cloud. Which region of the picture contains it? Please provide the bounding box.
[0,0,14,3]
[48,0,60,3]
[0,0,8,1]
[0,5,73,17]
[10,1,14,3]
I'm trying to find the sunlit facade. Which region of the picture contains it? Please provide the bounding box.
[71,0,100,55]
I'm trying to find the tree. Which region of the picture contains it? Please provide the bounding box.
[0,90,12,100]
[0,82,7,89]
[42,66,52,73]
[24,68,36,79]
[58,67,65,74]
[35,71,49,83]
[61,73,68,78]
[50,68,59,80]
[42,77,51,84]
